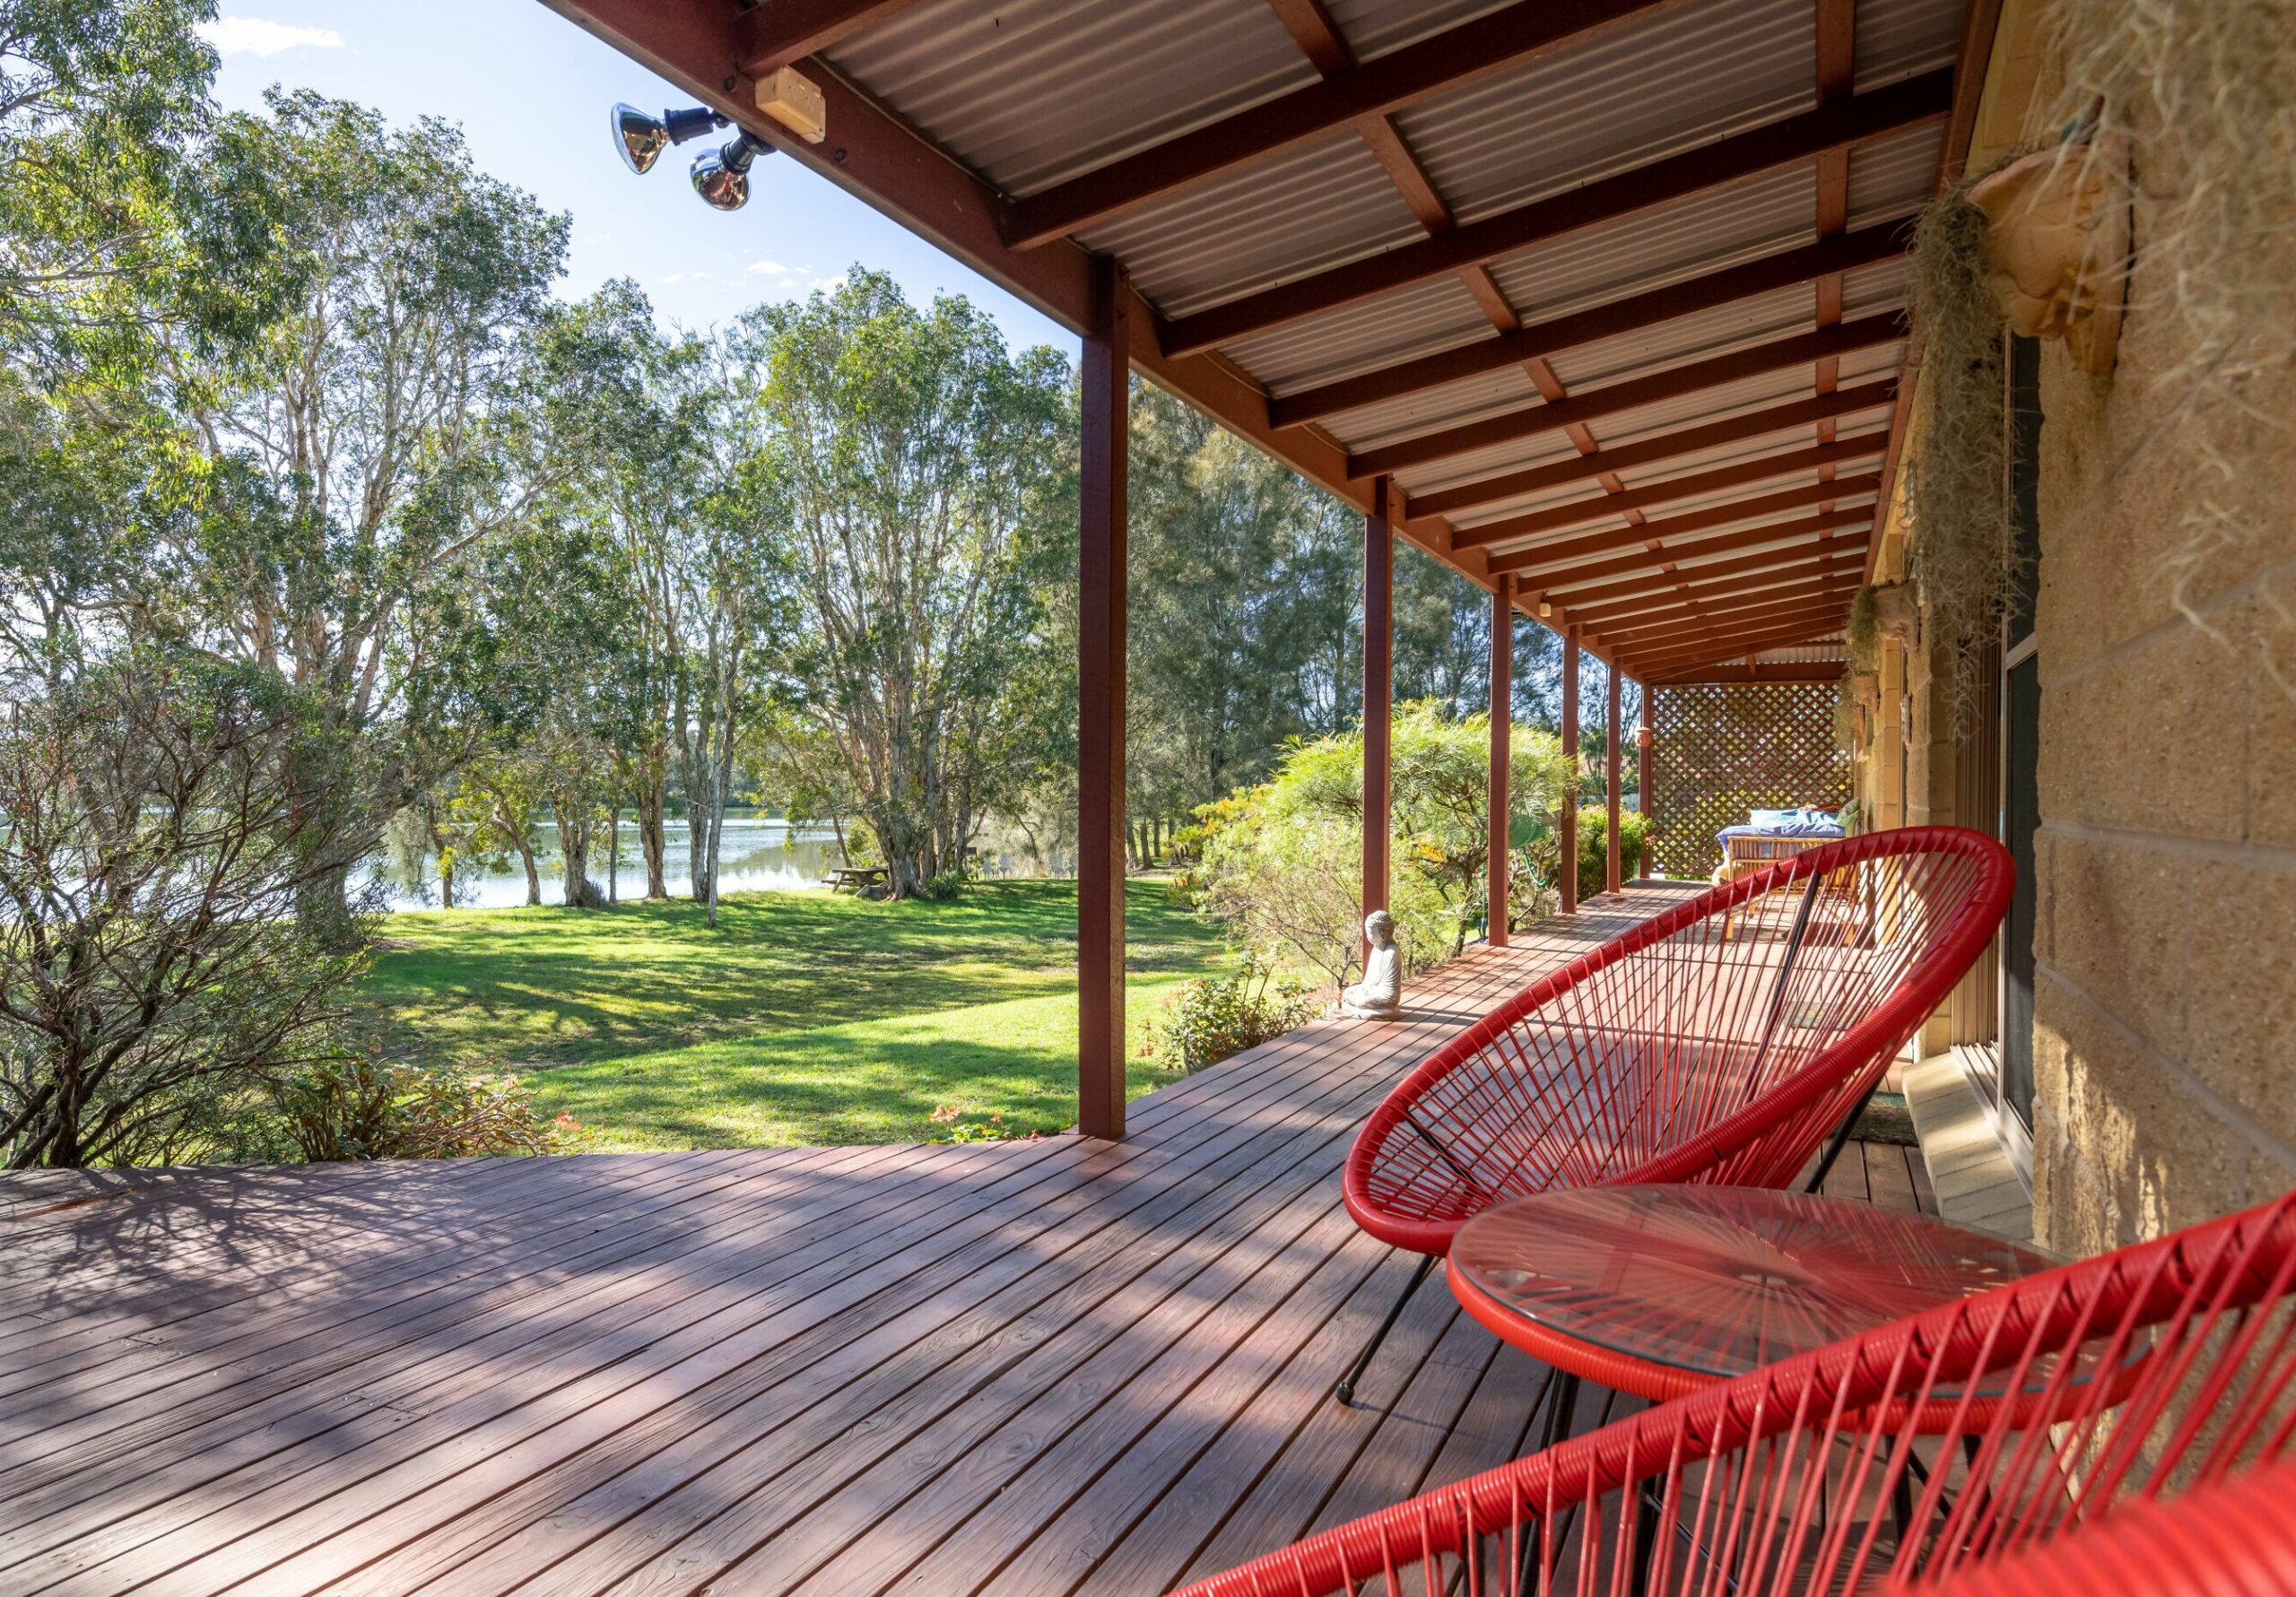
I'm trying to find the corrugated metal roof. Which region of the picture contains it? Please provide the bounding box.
[803,0,1966,666]
[1848,122,1947,223]
[1397,0,1815,228]
[826,0,1313,197]
[1318,365,1547,452]
[1221,276,1493,395]
[1485,167,1819,317]
[1080,133,1425,317]
[1854,0,1966,90]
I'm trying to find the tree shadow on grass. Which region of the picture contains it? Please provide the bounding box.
[363,881,1229,1072]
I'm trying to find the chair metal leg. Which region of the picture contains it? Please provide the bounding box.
[1335,1251,1438,1406]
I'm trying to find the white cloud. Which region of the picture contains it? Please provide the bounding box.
[744,261,845,296]
[197,17,347,56]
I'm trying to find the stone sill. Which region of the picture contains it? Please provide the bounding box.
[1902,1046,2037,1245]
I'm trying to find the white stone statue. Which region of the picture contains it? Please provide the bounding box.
[1342,910,1403,1020]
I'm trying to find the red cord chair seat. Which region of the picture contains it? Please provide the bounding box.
[1176,1187,2296,1597]
[1345,827,2015,1260]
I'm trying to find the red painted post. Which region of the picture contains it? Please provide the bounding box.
[1559,632,1578,915]
[1362,475,1393,962]
[1078,256,1129,1141]
[1488,576,1512,946]
[1605,664,1623,895]
[1638,690,1656,873]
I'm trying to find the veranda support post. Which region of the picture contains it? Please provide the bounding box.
[1559,632,1579,914]
[1078,256,1129,1141]
[1362,475,1393,965]
[1487,576,1512,947]
[1606,664,1623,894]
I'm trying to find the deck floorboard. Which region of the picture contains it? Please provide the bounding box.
[0,884,1935,1596]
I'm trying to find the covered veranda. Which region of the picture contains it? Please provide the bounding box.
[541,0,1983,1136]
[3,0,2009,1590]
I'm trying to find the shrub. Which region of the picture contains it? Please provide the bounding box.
[1152,952,1318,1074]
[1575,806,1652,902]
[1188,703,1577,985]
[268,1047,566,1161]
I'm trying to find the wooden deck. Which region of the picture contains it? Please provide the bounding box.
[0,885,1934,1597]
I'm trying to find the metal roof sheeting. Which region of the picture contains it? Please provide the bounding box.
[810,0,1968,672]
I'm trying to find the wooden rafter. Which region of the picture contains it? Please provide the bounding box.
[1598,581,1863,646]
[1648,661,1845,683]
[1161,69,1952,355]
[1626,616,1848,673]
[735,0,932,74]
[1443,440,1882,543]
[1569,553,1869,625]
[1474,472,1882,562]
[1270,224,1909,429]
[1405,382,1894,522]
[1550,539,1870,611]
[1003,0,1685,249]
[1352,317,1902,479]
[1516,508,1874,593]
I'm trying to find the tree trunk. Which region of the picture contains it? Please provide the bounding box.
[830,814,851,868]
[515,840,540,907]
[560,808,605,908]
[606,805,620,905]
[637,776,667,898]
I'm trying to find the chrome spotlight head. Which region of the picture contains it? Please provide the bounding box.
[691,132,766,212]
[613,103,728,176]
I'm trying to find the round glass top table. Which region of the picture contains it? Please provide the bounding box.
[1448,1185,2059,1402]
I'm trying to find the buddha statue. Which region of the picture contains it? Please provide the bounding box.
[1342,910,1403,1020]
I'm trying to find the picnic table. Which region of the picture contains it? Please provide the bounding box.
[825,864,889,893]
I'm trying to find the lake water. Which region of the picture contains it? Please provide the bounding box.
[369,818,847,911]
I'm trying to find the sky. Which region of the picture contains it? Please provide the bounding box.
[197,4,1074,355]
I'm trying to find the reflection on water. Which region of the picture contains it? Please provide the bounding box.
[366,819,844,911]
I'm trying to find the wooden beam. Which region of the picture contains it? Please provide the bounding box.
[1469,468,1883,555]
[1363,477,1395,950]
[1406,381,1895,522]
[1488,575,1512,947]
[1352,317,1902,480]
[1623,602,1851,660]
[1636,695,1655,840]
[1571,557,1868,626]
[1161,70,1952,355]
[1547,535,1871,610]
[1518,508,1874,594]
[1648,660,1846,684]
[1486,476,1881,568]
[1077,256,1128,1141]
[735,0,931,75]
[1599,581,1862,646]
[1004,0,1683,249]
[1264,0,1352,74]
[1422,438,1876,531]
[1605,666,1623,893]
[1625,616,1848,673]
[1270,224,1909,429]
[1560,636,1580,914]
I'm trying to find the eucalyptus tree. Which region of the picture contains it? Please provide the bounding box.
[162,90,570,931]
[743,271,1071,899]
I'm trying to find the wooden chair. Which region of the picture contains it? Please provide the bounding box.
[1333,827,2013,1403]
[1177,1188,2296,1596]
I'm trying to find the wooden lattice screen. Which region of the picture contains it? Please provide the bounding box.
[1648,681,1851,880]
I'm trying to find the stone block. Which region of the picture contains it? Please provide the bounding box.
[2036,835,2188,1062]
[2180,853,2296,1132]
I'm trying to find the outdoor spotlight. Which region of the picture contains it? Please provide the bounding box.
[611,102,729,176]
[690,131,770,212]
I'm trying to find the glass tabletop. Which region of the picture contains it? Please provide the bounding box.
[1449,1185,2059,1381]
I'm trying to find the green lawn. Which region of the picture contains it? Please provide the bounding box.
[360,881,1235,1150]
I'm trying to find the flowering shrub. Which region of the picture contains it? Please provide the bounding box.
[1152,952,1318,1074]
[928,1104,1034,1142]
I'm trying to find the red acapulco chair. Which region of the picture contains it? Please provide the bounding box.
[1174,1188,2296,1597]
[1332,826,2013,1403]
